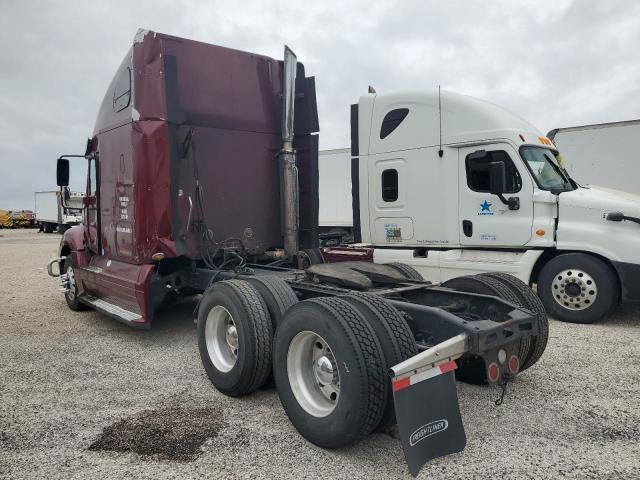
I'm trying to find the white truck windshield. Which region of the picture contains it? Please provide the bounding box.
[521,147,574,192]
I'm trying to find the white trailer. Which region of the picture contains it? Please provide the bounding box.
[35,190,84,233]
[318,148,353,243]
[326,90,640,324]
[547,120,640,195]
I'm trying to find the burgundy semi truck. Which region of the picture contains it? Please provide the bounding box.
[48,30,547,475]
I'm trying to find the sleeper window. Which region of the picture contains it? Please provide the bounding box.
[380,108,409,139]
[113,67,131,112]
[466,150,522,193]
[381,169,398,202]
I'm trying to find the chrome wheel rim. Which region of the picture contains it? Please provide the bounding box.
[287,331,340,418]
[65,265,76,302]
[551,269,597,311]
[205,306,238,372]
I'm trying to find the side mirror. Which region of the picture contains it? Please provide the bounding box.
[56,158,69,187]
[489,161,506,195]
[489,161,519,211]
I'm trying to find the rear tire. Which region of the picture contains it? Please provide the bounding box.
[384,262,424,281]
[244,275,298,330]
[481,273,548,371]
[273,297,386,448]
[537,253,617,324]
[441,274,530,384]
[197,280,273,396]
[339,292,418,430]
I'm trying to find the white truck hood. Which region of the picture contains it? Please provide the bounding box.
[559,185,640,217]
[557,185,640,264]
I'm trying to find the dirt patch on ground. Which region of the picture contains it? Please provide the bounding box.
[88,407,224,461]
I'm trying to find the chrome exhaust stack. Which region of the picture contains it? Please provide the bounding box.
[279,46,299,258]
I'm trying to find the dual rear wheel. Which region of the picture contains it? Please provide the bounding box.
[196,269,543,448]
[196,277,417,447]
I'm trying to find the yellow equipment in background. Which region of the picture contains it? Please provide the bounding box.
[0,209,13,228]
[0,210,35,228]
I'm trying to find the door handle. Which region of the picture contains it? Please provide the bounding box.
[462,220,473,237]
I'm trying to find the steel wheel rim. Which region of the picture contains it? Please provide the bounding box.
[65,265,76,302]
[551,269,597,311]
[287,331,340,418]
[205,305,238,372]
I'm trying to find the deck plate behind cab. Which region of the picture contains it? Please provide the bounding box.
[306,261,411,289]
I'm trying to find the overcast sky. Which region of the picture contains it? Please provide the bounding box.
[1,0,639,210]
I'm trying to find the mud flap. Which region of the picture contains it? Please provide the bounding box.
[392,361,466,476]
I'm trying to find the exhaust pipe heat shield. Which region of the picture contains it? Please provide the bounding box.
[279,46,299,256]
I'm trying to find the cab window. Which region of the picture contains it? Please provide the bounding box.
[88,159,98,196]
[466,150,521,193]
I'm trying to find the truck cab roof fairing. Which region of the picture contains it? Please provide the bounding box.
[363,90,542,156]
[90,30,319,261]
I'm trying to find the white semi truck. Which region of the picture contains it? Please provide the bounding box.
[34,190,84,233]
[548,119,640,195]
[324,90,640,324]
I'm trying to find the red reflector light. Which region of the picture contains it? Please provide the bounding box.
[392,376,411,392]
[488,362,499,382]
[508,355,519,374]
[439,360,457,374]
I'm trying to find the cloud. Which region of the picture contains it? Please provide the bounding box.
[0,0,639,209]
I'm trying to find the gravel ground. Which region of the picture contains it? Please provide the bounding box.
[1,228,639,479]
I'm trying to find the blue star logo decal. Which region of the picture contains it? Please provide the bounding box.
[480,200,492,212]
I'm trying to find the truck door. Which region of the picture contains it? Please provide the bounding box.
[86,157,100,254]
[458,144,534,246]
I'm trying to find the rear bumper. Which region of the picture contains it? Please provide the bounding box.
[612,261,640,302]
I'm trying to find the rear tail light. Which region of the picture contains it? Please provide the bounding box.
[487,362,500,382]
[508,355,520,374]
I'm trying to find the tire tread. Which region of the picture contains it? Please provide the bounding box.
[307,297,387,441]
[339,292,418,430]
[244,275,298,329]
[201,280,273,396]
[482,272,549,370]
[385,262,424,281]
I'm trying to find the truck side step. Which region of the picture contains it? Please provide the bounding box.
[79,294,148,328]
